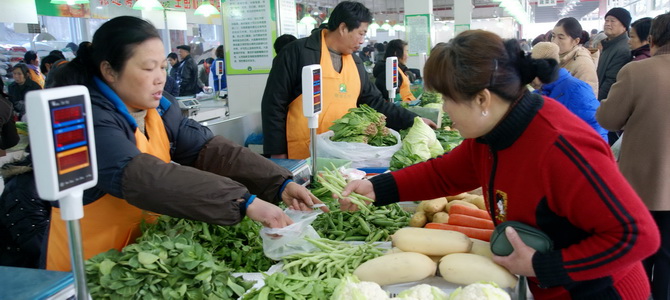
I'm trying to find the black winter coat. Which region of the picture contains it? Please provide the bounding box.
[178,56,199,96]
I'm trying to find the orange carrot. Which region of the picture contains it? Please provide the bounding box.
[449,204,491,220]
[448,214,495,230]
[424,223,493,241]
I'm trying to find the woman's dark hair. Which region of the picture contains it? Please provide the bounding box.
[40,54,61,74]
[327,1,372,32]
[555,17,583,41]
[215,45,224,58]
[52,16,160,87]
[650,12,670,48]
[23,51,38,65]
[49,50,65,60]
[631,17,652,43]
[579,30,590,45]
[273,34,297,54]
[384,39,407,60]
[12,63,30,81]
[77,41,90,57]
[424,30,557,103]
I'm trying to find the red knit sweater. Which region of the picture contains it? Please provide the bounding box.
[371,94,660,299]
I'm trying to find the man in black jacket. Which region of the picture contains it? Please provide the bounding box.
[176,45,199,96]
[261,1,434,159]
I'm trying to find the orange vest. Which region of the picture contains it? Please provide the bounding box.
[46,108,171,271]
[286,31,361,159]
[28,68,45,88]
[398,68,416,101]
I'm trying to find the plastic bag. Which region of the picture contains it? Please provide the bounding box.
[260,208,322,260]
[611,132,623,162]
[316,129,402,168]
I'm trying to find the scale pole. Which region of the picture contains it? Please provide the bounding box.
[310,127,318,181]
[60,191,89,300]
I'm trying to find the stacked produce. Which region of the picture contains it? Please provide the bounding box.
[409,193,494,241]
[85,229,254,299]
[329,104,397,146]
[390,117,445,170]
[140,215,272,272]
[280,238,384,280]
[242,273,341,300]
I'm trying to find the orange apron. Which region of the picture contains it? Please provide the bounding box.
[46,109,171,271]
[398,68,416,101]
[286,30,361,159]
[29,69,45,88]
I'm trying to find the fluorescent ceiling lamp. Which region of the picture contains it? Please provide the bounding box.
[368,22,380,31]
[194,2,220,17]
[299,14,317,25]
[392,24,405,31]
[51,0,89,4]
[132,0,163,11]
[381,21,391,31]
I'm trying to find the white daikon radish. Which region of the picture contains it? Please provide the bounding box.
[392,227,472,256]
[354,252,437,286]
[439,253,518,288]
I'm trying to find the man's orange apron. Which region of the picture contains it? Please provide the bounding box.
[46,109,170,271]
[286,30,361,159]
[398,68,416,101]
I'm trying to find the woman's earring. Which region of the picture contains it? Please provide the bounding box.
[482,110,488,117]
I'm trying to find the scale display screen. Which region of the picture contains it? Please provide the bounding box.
[312,69,321,113]
[48,95,94,190]
[392,60,398,88]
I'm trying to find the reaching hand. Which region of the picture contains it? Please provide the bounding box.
[246,198,293,228]
[337,179,376,211]
[492,227,537,277]
[422,118,438,129]
[282,181,329,212]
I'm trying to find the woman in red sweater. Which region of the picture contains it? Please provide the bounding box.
[340,30,660,300]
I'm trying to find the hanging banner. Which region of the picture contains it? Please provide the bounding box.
[35,0,91,18]
[405,14,432,56]
[276,0,297,37]
[223,0,277,74]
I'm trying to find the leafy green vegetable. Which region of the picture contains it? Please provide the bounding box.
[140,216,273,273]
[86,229,254,299]
[329,104,398,147]
[389,117,444,171]
[312,201,410,242]
[242,273,340,300]
[434,129,464,152]
[419,91,443,106]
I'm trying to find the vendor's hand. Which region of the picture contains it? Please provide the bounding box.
[492,227,537,277]
[422,118,438,129]
[337,180,375,211]
[282,181,329,212]
[246,198,294,228]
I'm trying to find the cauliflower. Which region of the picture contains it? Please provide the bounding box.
[331,275,390,300]
[448,282,511,300]
[393,284,448,300]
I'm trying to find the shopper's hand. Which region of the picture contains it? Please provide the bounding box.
[282,181,329,212]
[492,227,537,277]
[270,154,288,159]
[422,118,438,129]
[246,198,294,228]
[337,180,375,211]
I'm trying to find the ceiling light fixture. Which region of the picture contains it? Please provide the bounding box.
[131,0,164,10]
[50,0,89,4]
[194,1,220,17]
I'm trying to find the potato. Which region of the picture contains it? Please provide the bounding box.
[423,197,448,214]
[432,212,450,224]
[392,227,472,256]
[446,193,469,201]
[425,211,436,222]
[354,252,437,286]
[469,238,493,258]
[439,253,518,288]
[409,211,428,227]
[465,195,486,210]
[446,200,479,213]
[416,201,427,213]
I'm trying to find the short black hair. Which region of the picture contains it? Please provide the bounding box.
[40,54,62,74]
[167,52,178,60]
[631,17,652,43]
[205,57,214,64]
[215,45,224,58]
[327,1,372,32]
[176,45,191,52]
[24,51,38,64]
[49,50,65,60]
[273,34,297,54]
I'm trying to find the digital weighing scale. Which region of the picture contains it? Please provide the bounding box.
[385,56,398,101]
[301,64,322,181]
[25,85,98,300]
[176,97,200,118]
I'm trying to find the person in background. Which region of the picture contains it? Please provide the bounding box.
[551,17,599,96]
[531,42,607,142]
[175,45,198,96]
[197,57,213,92]
[338,30,659,300]
[23,51,44,88]
[261,1,431,159]
[586,28,599,47]
[47,16,325,272]
[40,54,61,77]
[520,38,531,52]
[596,13,670,300]
[629,17,652,61]
[48,50,65,60]
[44,54,70,89]
[210,45,227,92]
[273,34,297,55]
[66,42,79,56]
[374,42,385,61]
[373,39,416,101]
[598,7,632,102]
[8,63,41,120]
[358,46,372,63]
[163,73,179,97]
[166,52,179,80]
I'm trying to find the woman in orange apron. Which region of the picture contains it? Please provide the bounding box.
[46,16,324,271]
[374,39,416,102]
